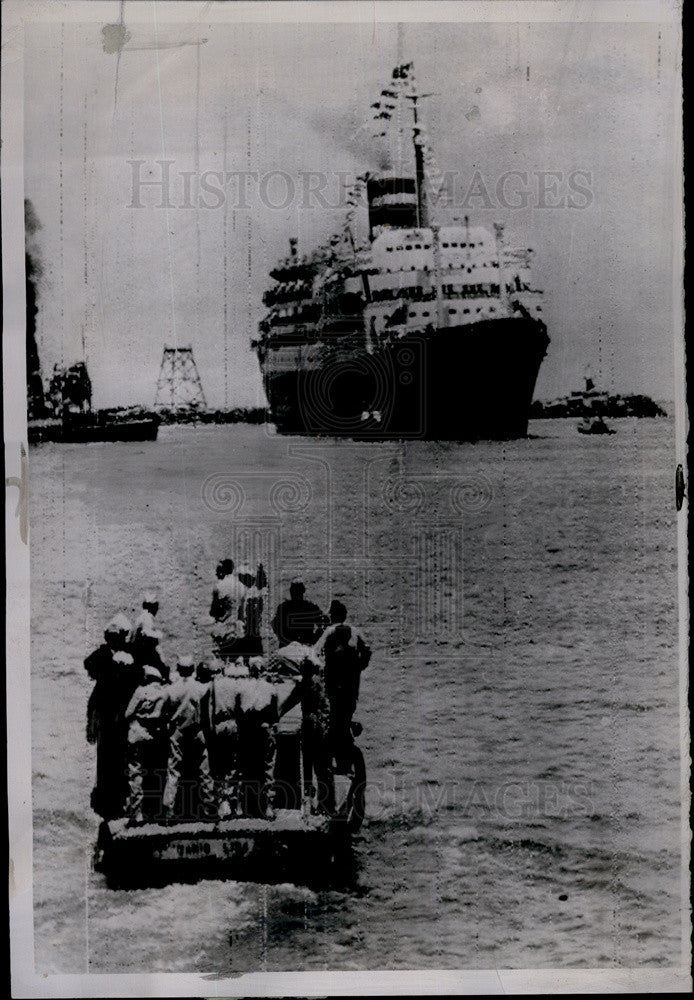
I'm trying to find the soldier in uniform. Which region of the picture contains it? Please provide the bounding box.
[207,659,249,819]
[124,664,169,824]
[161,655,216,823]
[84,614,140,819]
[236,659,281,820]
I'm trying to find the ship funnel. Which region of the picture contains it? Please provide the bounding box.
[367,173,419,237]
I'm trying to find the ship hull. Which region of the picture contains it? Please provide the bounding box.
[259,315,549,441]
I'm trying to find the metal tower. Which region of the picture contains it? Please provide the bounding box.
[154,345,207,410]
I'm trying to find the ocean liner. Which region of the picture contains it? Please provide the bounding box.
[254,63,549,440]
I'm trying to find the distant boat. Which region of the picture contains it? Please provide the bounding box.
[27,360,160,444]
[577,415,615,435]
[28,412,160,445]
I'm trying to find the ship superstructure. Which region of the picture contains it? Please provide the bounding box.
[254,62,549,439]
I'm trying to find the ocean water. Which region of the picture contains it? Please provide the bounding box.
[29,417,685,972]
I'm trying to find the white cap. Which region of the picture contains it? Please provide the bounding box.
[105,613,131,635]
[224,659,250,678]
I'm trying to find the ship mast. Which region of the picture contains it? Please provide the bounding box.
[410,93,428,229]
[402,66,435,230]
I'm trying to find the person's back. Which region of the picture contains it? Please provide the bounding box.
[130,627,170,682]
[85,616,137,819]
[211,572,248,624]
[166,674,206,731]
[236,564,267,656]
[85,611,132,684]
[275,599,324,645]
[125,666,168,823]
[162,659,214,822]
[208,665,249,818]
[272,581,325,647]
[129,609,155,646]
[322,624,363,698]
[129,593,159,648]
[313,601,371,773]
[319,621,371,703]
[126,674,168,744]
[236,668,280,819]
[209,673,247,729]
[210,565,251,659]
[267,640,313,681]
[237,676,279,721]
[86,643,128,737]
[299,658,334,814]
[85,642,115,684]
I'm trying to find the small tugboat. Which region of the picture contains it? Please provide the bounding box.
[25,199,160,445]
[578,414,615,435]
[94,688,366,888]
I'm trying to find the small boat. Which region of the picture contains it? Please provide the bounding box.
[28,360,160,444]
[94,691,366,888]
[28,412,160,444]
[577,415,615,435]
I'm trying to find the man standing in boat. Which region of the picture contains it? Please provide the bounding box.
[161,655,216,823]
[85,614,140,819]
[124,664,169,825]
[206,657,249,819]
[209,559,249,660]
[298,654,335,815]
[272,579,326,648]
[235,658,281,820]
[129,592,160,648]
[236,562,268,658]
[130,621,169,682]
[312,600,371,773]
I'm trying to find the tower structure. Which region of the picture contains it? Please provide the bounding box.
[154,345,207,410]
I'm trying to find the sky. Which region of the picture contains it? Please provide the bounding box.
[24,9,681,408]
